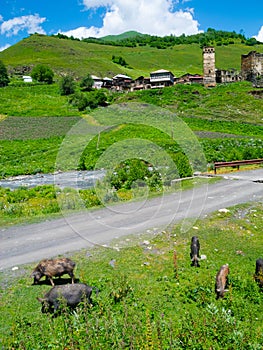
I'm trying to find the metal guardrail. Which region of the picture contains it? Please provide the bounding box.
[214,158,263,174]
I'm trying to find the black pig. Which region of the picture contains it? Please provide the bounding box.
[37,283,97,313]
[190,236,200,267]
[254,258,263,288]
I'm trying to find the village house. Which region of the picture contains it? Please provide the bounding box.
[241,50,263,87]
[131,76,151,91]
[89,48,263,92]
[91,75,103,89]
[112,74,133,91]
[91,75,113,89]
[150,69,174,88]
[215,68,241,83]
[102,77,113,89]
[22,75,33,83]
[175,73,203,84]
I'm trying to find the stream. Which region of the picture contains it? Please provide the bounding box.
[0,170,106,190]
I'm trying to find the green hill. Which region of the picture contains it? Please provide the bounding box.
[0,33,262,79]
[100,30,143,41]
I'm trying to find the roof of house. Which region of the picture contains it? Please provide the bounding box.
[91,75,102,81]
[150,69,172,74]
[113,74,132,80]
[22,76,33,82]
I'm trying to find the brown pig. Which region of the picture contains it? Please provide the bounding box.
[31,257,76,286]
[215,264,229,299]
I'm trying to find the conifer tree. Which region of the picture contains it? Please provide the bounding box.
[0,60,10,87]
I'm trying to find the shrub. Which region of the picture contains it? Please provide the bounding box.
[109,159,162,191]
[79,189,101,207]
[31,64,54,84]
[69,90,107,111]
[69,92,88,111]
[112,55,128,67]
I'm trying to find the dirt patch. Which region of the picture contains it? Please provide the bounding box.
[194,131,242,139]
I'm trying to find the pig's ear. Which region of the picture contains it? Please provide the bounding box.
[37,297,45,302]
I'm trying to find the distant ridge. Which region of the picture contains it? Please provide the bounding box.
[100,31,144,41]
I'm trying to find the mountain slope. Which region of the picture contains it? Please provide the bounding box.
[100,31,144,41]
[0,33,262,79]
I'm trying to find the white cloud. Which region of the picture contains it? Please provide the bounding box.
[82,0,113,7]
[0,43,10,51]
[60,26,102,38]
[0,14,46,37]
[254,26,263,43]
[60,0,201,39]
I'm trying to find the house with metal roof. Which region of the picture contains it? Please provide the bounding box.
[150,69,174,88]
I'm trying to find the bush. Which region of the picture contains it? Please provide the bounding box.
[0,185,60,222]
[69,92,88,111]
[69,90,107,111]
[112,55,129,67]
[31,64,54,84]
[79,189,101,207]
[109,159,162,191]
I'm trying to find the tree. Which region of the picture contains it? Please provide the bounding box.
[0,60,10,87]
[112,55,129,66]
[59,75,75,95]
[31,64,54,84]
[94,89,107,106]
[80,74,94,91]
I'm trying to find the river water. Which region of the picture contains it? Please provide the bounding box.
[0,170,106,190]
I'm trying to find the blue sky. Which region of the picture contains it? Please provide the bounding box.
[1,0,263,51]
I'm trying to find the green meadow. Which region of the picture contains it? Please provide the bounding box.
[0,202,263,349]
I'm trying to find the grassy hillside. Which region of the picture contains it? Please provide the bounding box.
[101,31,143,41]
[114,82,263,124]
[1,79,263,124]
[0,82,262,178]
[1,34,263,79]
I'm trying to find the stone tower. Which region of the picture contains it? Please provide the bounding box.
[241,51,263,86]
[203,46,216,87]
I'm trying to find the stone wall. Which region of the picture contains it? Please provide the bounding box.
[241,51,263,83]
